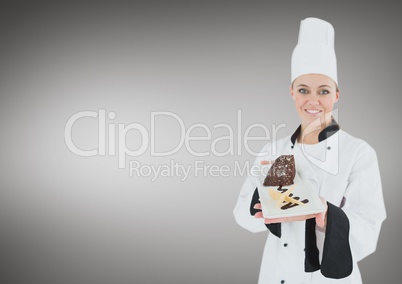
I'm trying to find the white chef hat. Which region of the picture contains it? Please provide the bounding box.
[291,17,338,86]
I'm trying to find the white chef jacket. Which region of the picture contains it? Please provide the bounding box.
[233,123,386,284]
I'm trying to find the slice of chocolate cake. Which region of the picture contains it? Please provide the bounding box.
[263,155,295,186]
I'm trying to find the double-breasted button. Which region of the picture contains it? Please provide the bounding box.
[283,243,288,247]
[281,280,285,284]
[327,146,331,150]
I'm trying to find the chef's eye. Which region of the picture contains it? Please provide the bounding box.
[319,89,330,95]
[298,88,308,94]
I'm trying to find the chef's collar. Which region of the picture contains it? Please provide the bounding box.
[290,117,340,145]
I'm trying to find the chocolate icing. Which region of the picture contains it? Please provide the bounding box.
[263,155,296,186]
[276,187,309,210]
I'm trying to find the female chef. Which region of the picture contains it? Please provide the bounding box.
[233,17,386,284]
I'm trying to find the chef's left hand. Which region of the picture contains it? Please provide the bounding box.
[254,197,328,227]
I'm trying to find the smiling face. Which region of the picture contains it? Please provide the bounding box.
[290,73,339,129]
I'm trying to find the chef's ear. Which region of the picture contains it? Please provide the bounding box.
[334,85,340,103]
[290,83,295,100]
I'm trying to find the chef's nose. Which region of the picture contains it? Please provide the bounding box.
[308,94,320,105]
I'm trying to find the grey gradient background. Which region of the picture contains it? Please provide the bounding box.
[0,1,400,283]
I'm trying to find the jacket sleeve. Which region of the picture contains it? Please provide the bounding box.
[306,142,386,279]
[340,143,386,262]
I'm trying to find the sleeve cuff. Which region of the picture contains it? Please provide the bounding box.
[321,202,353,278]
[305,202,353,278]
[250,188,281,238]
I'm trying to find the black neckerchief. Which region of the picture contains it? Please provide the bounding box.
[290,118,340,145]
